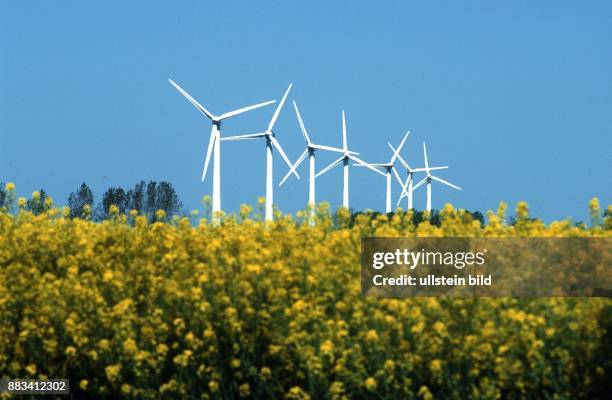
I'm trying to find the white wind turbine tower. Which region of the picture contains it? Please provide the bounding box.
[221,84,299,221]
[355,132,411,213]
[315,111,384,209]
[278,101,356,223]
[388,143,448,210]
[168,79,275,219]
[412,142,462,212]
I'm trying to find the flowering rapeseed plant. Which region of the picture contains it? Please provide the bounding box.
[0,186,610,399]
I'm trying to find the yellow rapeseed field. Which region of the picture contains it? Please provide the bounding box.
[0,184,610,399]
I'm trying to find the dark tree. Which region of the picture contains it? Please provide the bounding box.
[471,211,485,225]
[95,187,128,220]
[67,183,94,218]
[26,189,50,215]
[145,181,157,219]
[126,181,146,214]
[154,181,183,219]
[93,181,184,221]
[0,183,6,210]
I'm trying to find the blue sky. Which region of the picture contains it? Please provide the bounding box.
[1,1,610,222]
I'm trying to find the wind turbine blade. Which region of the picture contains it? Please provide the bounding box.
[353,163,386,167]
[169,79,215,120]
[423,142,429,171]
[396,194,405,207]
[270,136,299,179]
[397,177,410,207]
[311,144,357,154]
[392,168,407,192]
[431,175,462,190]
[315,156,344,178]
[342,111,348,151]
[218,100,276,120]
[412,177,428,191]
[397,177,410,206]
[279,149,308,186]
[268,83,293,131]
[392,168,409,206]
[390,131,410,164]
[293,101,311,144]
[202,128,217,181]
[420,166,448,172]
[221,132,266,141]
[388,143,410,170]
[349,155,386,176]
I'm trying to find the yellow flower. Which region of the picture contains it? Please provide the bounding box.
[418,385,433,400]
[121,383,131,394]
[239,383,250,397]
[5,182,15,191]
[105,364,121,382]
[65,346,77,357]
[98,339,110,351]
[79,380,89,390]
[433,321,446,335]
[260,367,272,379]
[155,209,166,220]
[26,364,37,375]
[320,340,334,355]
[364,377,377,390]
[430,359,442,373]
[365,329,379,342]
[286,386,311,400]
[123,338,137,354]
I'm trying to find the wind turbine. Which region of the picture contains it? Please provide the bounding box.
[412,143,462,212]
[388,143,448,210]
[315,111,384,209]
[278,101,356,223]
[168,79,275,219]
[221,84,299,221]
[355,132,411,213]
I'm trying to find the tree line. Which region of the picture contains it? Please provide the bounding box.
[0,181,184,222]
[2,181,609,227]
